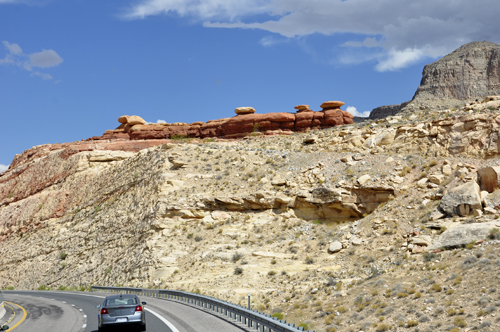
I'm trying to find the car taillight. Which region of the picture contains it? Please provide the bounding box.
[135,305,143,312]
[101,308,109,315]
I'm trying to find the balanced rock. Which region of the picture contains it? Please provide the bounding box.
[235,107,256,115]
[118,115,146,126]
[294,105,310,111]
[320,101,345,110]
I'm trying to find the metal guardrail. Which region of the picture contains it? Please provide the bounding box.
[91,286,313,332]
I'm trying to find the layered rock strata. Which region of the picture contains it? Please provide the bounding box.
[90,102,353,141]
[371,41,500,119]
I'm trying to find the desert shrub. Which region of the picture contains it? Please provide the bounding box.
[305,257,314,264]
[423,252,436,262]
[234,267,243,275]
[488,228,500,239]
[463,255,477,265]
[271,312,284,320]
[376,324,389,332]
[454,317,467,327]
[232,253,243,262]
[407,320,418,327]
[431,283,442,292]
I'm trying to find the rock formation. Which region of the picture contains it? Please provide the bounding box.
[414,41,500,101]
[90,101,353,142]
[370,41,500,119]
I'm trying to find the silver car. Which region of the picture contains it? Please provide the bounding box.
[96,294,147,331]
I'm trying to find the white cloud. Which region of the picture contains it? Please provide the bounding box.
[0,41,63,79]
[259,35,288,47]
[4,41,22,54]
[157,119,167,123]
[0,164,9,173]
[341,37,382,48]
[31,71,53,80]
[125,0,500,71]
[29,49,63,68]
[346,106,370,118]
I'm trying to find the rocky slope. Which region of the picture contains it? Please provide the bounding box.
[2,96,500,331]
[370,41,500,120]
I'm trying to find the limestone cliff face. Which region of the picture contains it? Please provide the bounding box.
[370,41,500,119]
[413,41,500,101]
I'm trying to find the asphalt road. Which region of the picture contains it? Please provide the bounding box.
[4,291,249,332]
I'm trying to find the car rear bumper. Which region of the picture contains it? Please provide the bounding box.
[100,312,145,326]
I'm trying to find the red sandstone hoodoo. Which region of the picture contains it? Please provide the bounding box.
[91,101,353,141]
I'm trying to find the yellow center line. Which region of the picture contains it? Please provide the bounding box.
[3,302,27,331]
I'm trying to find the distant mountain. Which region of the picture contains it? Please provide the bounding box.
[370,41,500,119]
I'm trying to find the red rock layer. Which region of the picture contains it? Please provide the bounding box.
[91,109,353,141]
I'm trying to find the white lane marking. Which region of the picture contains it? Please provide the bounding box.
[79,309,83,311]
[82,324,87,328]
[145,308,180,332]
[83,315,87,318]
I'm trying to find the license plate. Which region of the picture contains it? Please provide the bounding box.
[116,318,128,323]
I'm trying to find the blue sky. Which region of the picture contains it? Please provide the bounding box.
[1,0,500,170]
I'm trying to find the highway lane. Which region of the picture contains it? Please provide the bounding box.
[3,294,83,332]
[5,291,249,332]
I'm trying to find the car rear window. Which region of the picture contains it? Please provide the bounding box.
[105,297,138,306]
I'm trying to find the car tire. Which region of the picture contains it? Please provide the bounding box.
[97,326,106,332]
[138,323,146,331]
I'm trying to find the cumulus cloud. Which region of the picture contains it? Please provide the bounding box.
[0,41,63,79]
[29,49,63,69]
[0,164,9,173]
[157,119,167,123]
[346,106,370,118]
[125,0,500,71]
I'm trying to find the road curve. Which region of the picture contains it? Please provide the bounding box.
[5,291,249,332]
[3,294,84,332]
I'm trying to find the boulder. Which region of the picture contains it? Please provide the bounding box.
[428,221,500,250]
[328,241,342,253]
[358,174,371,185]
[303,136,317,144]
[235,107,256,115]
[320,101,345,109]
[439,181,482,216]
[410,235,432,246]
[294,105,310,111]
[119,115,146,126]
[477,166,500,192]
[118,115,129,124]
[429,174,445,185]
[442,164,452,176]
